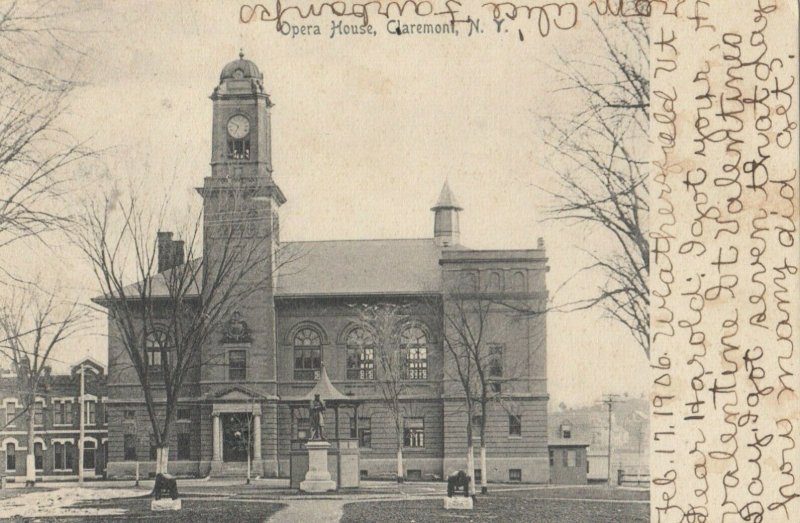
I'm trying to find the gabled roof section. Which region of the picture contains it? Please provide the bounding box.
[93,239,447,303]
[92,259,202,306]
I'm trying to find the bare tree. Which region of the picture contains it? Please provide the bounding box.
[440,289,532,495]
[0,285,84,485]
[0,0,95,277]
[540,17,649,357]
[78,186,295,474]
[351,302,412,482]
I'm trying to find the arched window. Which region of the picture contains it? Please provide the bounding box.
[5,441,15,471]
[294,327,322,380]
[400,326,428,380]
[145,329,172,372]
[487,271,502,291]
[346,327,375,380]
[83,439,96,470]
[511,271,526,291]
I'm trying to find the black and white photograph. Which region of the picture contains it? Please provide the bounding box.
[0,1,797,522]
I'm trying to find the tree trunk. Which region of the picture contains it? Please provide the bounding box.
[467,445,476,495]
[26,404,35,484]
[155,446,169,475]
[396,447,404,483]
[480,445,487,494]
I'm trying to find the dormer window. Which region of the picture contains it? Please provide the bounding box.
[560,422,572,439]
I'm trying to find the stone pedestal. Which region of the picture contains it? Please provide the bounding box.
[443,496,473,510]
[151,499,182,511]
[299,440,336,493]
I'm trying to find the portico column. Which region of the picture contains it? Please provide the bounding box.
[212,413,221,462]
[253,414,262,461]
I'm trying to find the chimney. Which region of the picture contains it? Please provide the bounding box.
[157,231,174,273]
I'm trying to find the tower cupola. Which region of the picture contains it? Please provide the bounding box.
[431,181,463,247]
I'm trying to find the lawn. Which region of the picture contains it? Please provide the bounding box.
[341,487,649,523]
[3,497,286,522]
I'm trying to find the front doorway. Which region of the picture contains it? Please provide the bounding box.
[222,412,253,462]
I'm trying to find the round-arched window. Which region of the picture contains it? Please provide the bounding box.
[346,327,375,380]
[400,326,428,380]
[145,329,172,372]
[293,327,322,380]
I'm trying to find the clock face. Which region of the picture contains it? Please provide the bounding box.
[227,115,250,139]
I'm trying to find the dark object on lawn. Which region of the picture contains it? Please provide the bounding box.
[447,470,471,497]
[153,473,178,500]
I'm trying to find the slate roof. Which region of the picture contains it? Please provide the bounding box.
[99,238,448,303]
[276,238,446,297]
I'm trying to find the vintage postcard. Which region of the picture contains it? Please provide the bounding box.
[0,1,797,521]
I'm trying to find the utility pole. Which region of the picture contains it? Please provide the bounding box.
[78,364,85,484]
[602,394,619,486]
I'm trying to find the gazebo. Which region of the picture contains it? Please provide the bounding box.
[283,365,363,489]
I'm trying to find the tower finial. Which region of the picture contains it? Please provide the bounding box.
[239,48,244,59]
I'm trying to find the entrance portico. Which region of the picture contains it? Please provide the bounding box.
[209,387,274,477]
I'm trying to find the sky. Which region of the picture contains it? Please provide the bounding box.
[4,0,649,407]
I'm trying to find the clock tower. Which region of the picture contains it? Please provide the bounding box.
[198,52,284,401]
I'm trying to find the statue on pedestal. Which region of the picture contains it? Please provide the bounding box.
[309,394,326,440]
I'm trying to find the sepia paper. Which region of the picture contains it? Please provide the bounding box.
[0,0,797,521]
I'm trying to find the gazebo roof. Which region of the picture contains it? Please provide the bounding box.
[285,365,358,404]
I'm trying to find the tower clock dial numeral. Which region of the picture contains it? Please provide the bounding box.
[227,115,250,139]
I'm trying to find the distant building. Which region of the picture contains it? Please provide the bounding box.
[548,419,589,485]
[0,359,108,481]
[550,402,648,482]
[100,54,551,483]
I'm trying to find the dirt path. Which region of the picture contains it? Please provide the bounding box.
[267,499,345,523]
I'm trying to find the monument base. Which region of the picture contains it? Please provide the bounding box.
[300,440,336,493]
[443,496,473,510]
[151,499,182,511]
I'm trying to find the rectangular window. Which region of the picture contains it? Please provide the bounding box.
[147,348,162,369]
[85,401,96,425]
[124,410,136,421]
[404,347,428,380]
[567,449,577,467]
[149,435,158,461]
[65,442,74,470]
[177,408,191,421]
[229,350,247,381]
[177,433,191,460]
[124,434,137,461]
[5,401,16,427]
[403,417,425,448]
[54,443,65,470]
[488,344,503,378]
[347,347,374,380]
[349,417,371,448]
[509,415,522,437]
[509,469,522,482]
[474,469,482,482]
[360,470,368,479]
[54,401,69,425]
[6,443,15,471]
[491,382,502,394]
[294,348,321,380]
[34,402,44,427]
[562,449,568,467]
[549,449,554,467]
[34,442,44,470]
[472,415,483,440]
[407,469,422,480]
[227,138,251,160]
